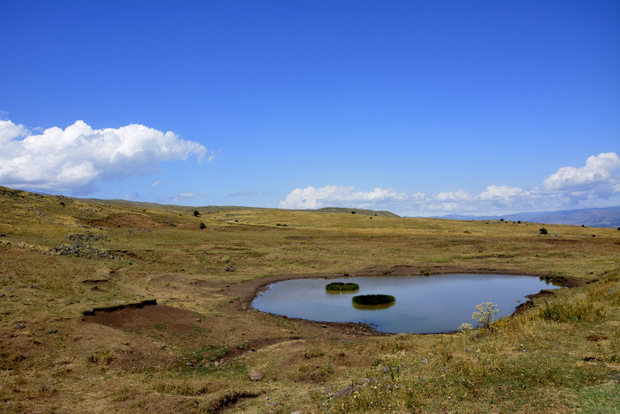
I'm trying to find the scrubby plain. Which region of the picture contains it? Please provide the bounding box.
[0,186,618,413]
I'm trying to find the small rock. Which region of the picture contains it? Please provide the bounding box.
[291,411,302,414]
[15,323,25,329]
[186,362,195,367]
[196,318,202,322]
[47,329,58,334]
[249,369,263,381]
[0,233,6,237]
[321,325,327,328]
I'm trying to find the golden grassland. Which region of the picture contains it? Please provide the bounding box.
[0,186,618,413]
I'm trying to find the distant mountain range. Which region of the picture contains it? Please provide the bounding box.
[433,206,620,228]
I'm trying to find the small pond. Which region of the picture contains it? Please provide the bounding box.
[252,274,561,334]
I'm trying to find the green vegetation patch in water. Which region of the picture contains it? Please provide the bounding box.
[352,294,395,310]
[325,282,359,292]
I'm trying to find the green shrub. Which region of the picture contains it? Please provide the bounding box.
[539,227,548,235]
[199,222,206,230]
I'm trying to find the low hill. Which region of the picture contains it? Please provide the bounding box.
[437,206,620,228]
[314,207,400,217]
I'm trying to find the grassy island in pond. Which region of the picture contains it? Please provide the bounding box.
[325,282,360,292]
[352,294,396,310]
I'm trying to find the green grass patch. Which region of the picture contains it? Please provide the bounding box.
[538,297,605,323]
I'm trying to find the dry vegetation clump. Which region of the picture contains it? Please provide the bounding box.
[1,186,619,413]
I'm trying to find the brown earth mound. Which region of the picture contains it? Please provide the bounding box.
[84,301,201,335]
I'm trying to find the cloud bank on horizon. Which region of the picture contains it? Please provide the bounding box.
[280,152,620,216]
[0,119,208,194]
[1,119,618,216]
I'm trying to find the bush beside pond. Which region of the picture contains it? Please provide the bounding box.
[325,282,359,292]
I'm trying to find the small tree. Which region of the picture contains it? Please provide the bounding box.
[472,302,498,329]
[199,222,206,230]
[539,227,548,235]
[194,210,200,217]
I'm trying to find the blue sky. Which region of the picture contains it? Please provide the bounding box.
[1,0,619,216]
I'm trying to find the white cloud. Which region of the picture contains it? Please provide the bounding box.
[543,152,620,195]
[436,189,470,201]
[172,192,204,202]
[479,185,525,200]
[0,120,28,144]
[281,153,620,216]
[0,120,208,194]
[280,185,408,210]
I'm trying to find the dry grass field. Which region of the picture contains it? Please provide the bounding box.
[1,185,618,413]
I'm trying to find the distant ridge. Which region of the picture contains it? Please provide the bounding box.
[434,206,620,228]
[0,186,401,218]
[314,207,400,218]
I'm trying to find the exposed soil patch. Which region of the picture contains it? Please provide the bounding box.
[526,289,557,299]
[543,276,587,287]
[84,301,201,336]
[81,278,110,285]
[207,391,261,414]
[514,289,559,315]
[81,300,311,364]
[513,301,534,315]
[586,335,607,341]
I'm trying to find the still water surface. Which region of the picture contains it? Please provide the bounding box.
[252,274,560,333]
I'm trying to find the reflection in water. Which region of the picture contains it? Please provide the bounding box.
[252,274,561,334]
